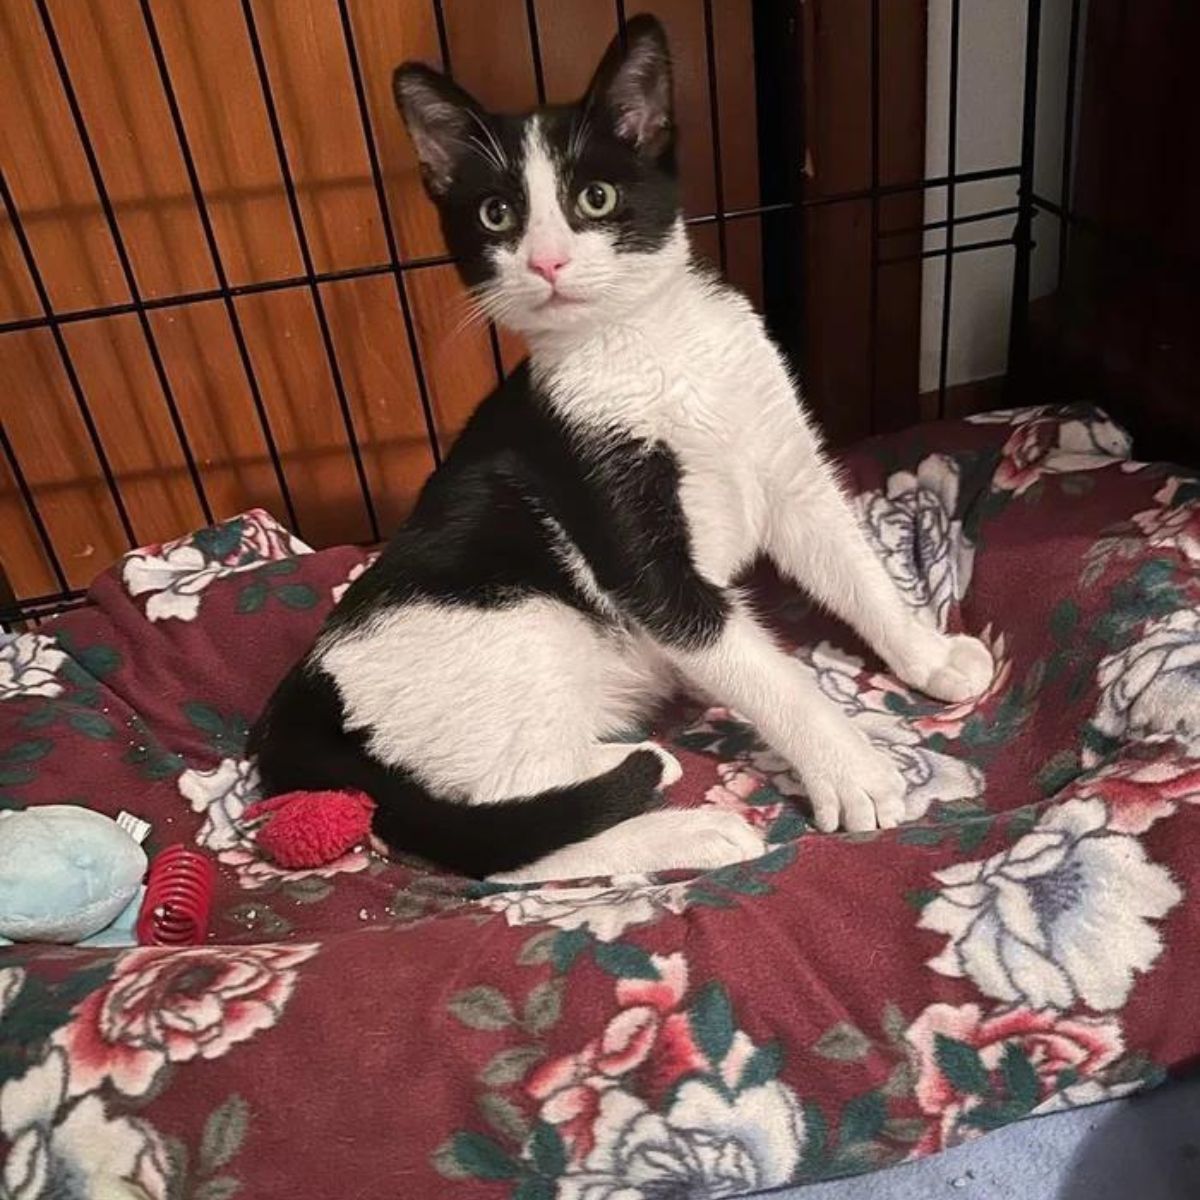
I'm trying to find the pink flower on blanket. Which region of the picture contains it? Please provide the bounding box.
[1131,476,1200,565]
[235,508,308,565]
[993,413,1131,495]
[526,953,703,1164]
[865,626,1010,740]
[218,844,371,889]
[332,551,381,604]
[705,763,786,831]
[1069,753,1200,834]
[53,943,317,1098]
[994,420,1061,495]
[525,961,806,1193]
[906,1002,1124,1153]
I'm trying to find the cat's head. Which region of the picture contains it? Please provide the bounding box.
[394,16,683,339]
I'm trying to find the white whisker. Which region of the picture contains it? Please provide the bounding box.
[568,111,593,163]
[466,109,508,173]
[467,135,505,174]
[445,134,504,175]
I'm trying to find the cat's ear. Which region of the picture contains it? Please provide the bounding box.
[393,63,485,195]
[586,15,673,158]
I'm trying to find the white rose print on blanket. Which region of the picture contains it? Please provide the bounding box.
[122,509,310,622]
[690,640,985,837]
[856,454,974,629]
[0,634,67,700]
[478,879,693,943]
[0,1047,170,1200]
[1087,608,1200,765]
[557,1081,806,1199]
[920,797,1181,1010]
[808,642,985,819]
[524,954,807,1198]
[691,640,986,834]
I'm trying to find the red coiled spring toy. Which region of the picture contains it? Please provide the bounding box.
[136,845,216,946]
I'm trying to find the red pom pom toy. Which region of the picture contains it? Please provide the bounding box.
[243,790,375,869]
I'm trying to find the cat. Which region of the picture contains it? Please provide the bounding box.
[249,15,994,883]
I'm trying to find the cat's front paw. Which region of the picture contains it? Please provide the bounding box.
[801,723,907,833]
[897,631,994,703]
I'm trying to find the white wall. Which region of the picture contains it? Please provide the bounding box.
[919,0,1081,393]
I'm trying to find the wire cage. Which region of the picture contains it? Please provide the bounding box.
[1,0,1080,630]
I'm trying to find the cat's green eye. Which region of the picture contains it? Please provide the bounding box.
[576,181,618,220]
[479,196,516,233]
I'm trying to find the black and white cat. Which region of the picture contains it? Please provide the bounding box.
[250,17,994,882]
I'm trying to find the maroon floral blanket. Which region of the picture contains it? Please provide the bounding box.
[2,404,1199,1200]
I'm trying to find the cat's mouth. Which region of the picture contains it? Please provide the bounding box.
[535,291,587,310]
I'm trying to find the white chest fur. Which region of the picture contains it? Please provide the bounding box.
[534,269,802,586]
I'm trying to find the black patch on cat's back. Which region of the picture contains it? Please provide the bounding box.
[327,362,728,652]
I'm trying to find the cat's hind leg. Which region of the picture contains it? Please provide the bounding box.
[488,805,764,883]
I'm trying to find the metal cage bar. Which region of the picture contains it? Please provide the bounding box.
[428,0,507,388]
[0,169,138,549]
[1007,0,1044,389]
[1056,0,1083,292]
[238,0,381,541]
[35,0,215,527]
[868,0,881,425]
[525,0,548,105]
[137,0,301,536]
[701,0,728,274]
[0,420,69,595]
[0,179,1024,338]
[936,0,963,419]
[1,0,1069,629]
[334,0,444,466]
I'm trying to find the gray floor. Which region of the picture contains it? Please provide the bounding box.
[766,1074,1200,1200]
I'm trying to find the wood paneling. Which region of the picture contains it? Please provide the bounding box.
[320,274,437,531]
[250,0,390,274]
[1,0,781,611]
[534,1,619,103]
[0,0,127,313]
[344,0,444,261]
[147,0,302,286]
[0,328,131,592]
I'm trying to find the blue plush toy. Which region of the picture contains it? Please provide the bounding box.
[0,806,147,944]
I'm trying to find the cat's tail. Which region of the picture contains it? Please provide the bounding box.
[360,748,666,878]
[251,713,663,880]
[250,663,666,877]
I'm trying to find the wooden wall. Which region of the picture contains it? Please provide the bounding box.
[0,0,765,605]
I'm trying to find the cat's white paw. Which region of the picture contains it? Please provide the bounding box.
[680,808,767,867]
[899,631,994,703]
[801,723,907,833]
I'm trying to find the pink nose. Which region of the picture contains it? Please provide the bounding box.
[528,253,569,283]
